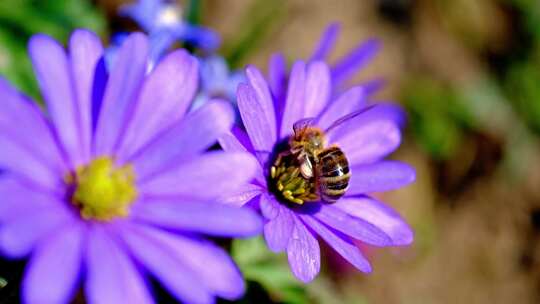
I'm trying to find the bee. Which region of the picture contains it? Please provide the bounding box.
[288,118,350,203]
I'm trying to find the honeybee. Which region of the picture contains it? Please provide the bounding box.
[271,106,375,204]
[287,118,349,203]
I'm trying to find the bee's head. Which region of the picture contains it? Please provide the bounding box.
[290,127,326,155]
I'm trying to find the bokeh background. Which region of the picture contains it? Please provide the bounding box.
[1,0,540,303]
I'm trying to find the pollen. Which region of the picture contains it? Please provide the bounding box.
[69,157,137,221]
[270,153,319,205]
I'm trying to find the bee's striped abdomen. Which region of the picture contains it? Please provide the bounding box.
[316,146,350,203]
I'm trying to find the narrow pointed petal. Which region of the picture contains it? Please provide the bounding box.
[246,66,277,142]
[316,86,367,130]
[334,197,413,245]
[130,101,234,179]
[237,83,276,151]
[328,104,404,165]
[301,215,372,272]
[131,200,262,237]
[267,53,287,120]
[218,126,254,153]
[0,177,64,222]
[0,206,74,258]
[310,23,340,61]
[218,128,266,184]
[118,223,214,304]
[129,225,245,300]
[0,80,65,187]
[29,34,82,165]
[287,217,320,283]
[313,204,392,246]
[280,61,306,138]
[348,161,416,195]
[264,205,295,252]
[117,50,199,161]
[331,38,380,86]
[85,226,153,304]
[23,225,84,304]
[304,61,331,118]
[94,33,148,156]
[69,30,104,163]
[259,193,280,220]
[139,152,258,199]
[218,184,264,207]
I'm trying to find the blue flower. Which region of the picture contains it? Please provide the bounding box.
[120,0,220,65]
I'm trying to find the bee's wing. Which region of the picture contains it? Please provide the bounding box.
[293,117,317,135]
[324,105,376,134]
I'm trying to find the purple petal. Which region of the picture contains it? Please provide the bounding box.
[0,205,74,258]
[259,193,280,220]
[69,29,104,163]
[219,126,254,153]
[0,176,64,222]
[0,136,62,192]
[264,205,294,252]
[218,128,265,184]
[129,225,244,300]
[217,183,264,207]
[237,83,276,152]
[287,217,320,283]
[316,85,367,130]
[304,61,331,118]
[94,33,148,156]
[29,34,83,166]
[246,66,277,143]
[348,161,416,195]
[328,105,403,165]
[301,215,371,272]
[117,49,199,161]
[267,53,287,118]
[131,199,262,237]
[118,223,214,304]
[334,196,413,246]
[331,38,380,86]
[22,224,84,304]
[139,152,258,199]
[310,23,340,61]
[313,204,391,246]
[180,24,221,51]
[129,100,234,179]
[280,61,306,138]
[0,80,65,188]
[85,225,153,304]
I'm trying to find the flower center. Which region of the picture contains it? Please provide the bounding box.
[269,150,319,205]
[69,157,137,221]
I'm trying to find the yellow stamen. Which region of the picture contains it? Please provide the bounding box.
[70,157,137,221]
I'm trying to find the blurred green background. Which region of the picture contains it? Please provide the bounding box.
[2,0,540,303]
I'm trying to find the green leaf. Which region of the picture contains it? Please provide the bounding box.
[232,237,309,303]
[223,0,286,68]
[0,0,107,100]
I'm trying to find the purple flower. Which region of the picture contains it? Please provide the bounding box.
[121,0,220,63]
[219,60,415,282]
[270,23,384,99]
[191,55,245,111]
[0,30,261,303]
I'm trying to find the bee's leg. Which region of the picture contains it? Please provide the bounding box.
[271,150,292,179]
[273,150,292,167]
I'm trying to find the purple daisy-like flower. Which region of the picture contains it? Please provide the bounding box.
[0,30,261,303]
[191,55,245,111]
[121,0,220,62]
[219,59,415,282]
